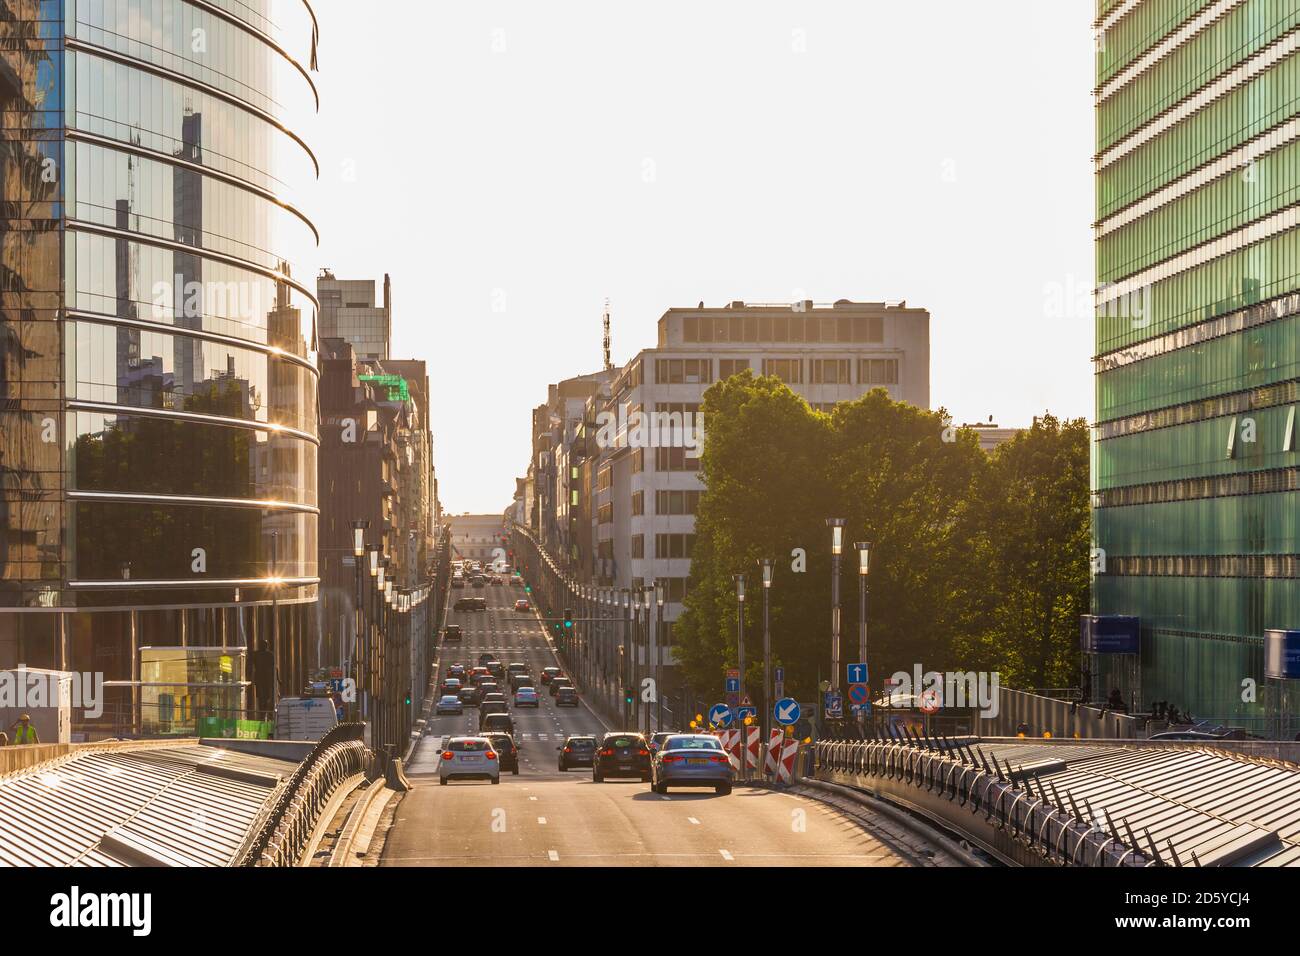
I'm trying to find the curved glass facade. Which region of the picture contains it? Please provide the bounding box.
[1093,0,1300,730]
[1,0,321,723]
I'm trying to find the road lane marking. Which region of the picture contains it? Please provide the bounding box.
[538,817,547,824]
[719,849,734,861]
[529,796,538,801]
[548,850,560,861]
[688,817,701,825]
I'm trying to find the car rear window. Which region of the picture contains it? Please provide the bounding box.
[483,715,511,728]
[439,695,458,703]
[557,688,576,696]
[449,739,489,752]
[606,736,642,748]
[567,738,595,750]
[665,736,721,750]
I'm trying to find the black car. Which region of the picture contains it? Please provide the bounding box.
[480,731,520,774]
[453,597,487,612]
[458,685,482,706]
[478,652,496,665]
[548,678,573,697]
[478,700,509,726]
[481,692,508,707]
[485,660,505,681]
[593,732,651,783]
[480,712,515,737]
[557,735,596,771]
[510,673,535,692]
[555,686,579,707]
[443,624,463,643]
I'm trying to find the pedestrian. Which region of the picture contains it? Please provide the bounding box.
[10,714,39,745]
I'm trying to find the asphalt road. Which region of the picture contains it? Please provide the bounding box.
[381,580,912,867]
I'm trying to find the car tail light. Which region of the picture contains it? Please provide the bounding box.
[662,755,681,763]
[485,751,497,760]
[441,751,454,760]
[563,746,572,753]
[709,754,728,763]
[638,749,650,756]
[600,748,614,757]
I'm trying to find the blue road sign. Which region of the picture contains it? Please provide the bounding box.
[709,703,734,728]
[725,677,740,694]
[774,667,784,683]
[736,706,757,724]
[848,683,869,706]
[824,691,843,719]
[848,663,868,684]
[774,698,801,725]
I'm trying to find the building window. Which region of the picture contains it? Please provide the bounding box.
[859,358,899,384]
[762,358,803,384]
[597,502,613,524]
[631,535,644,559]
[631,491,644,516]
[719,359,749,379]
[655,358,714,385]
[597,464,612,491]
[654,447,700,472]
[664,578,689,603]
[655,489,701,515]
[631,448,644,474]
[655,533,696,559]
[811,358,852,384]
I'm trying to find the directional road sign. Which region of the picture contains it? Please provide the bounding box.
[725,677,740,694]
[774,667,785,699]
[774,698,801,725]
[848,663,868,684]
[736,706,756,724]
[709,703,734,728]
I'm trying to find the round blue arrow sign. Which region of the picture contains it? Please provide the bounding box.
[774,698,801,725]
[708,703,734,727]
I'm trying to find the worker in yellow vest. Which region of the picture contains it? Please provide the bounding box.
[10,714,38,745]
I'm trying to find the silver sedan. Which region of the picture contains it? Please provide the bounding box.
[438,736,502,785]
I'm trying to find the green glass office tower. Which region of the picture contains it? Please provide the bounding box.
[1092,0,1300,726]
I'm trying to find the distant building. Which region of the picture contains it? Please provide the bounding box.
[317,270,392,361]
[448,515,510,565]
[961,422,1023,454]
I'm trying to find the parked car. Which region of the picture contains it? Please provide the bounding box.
[557,735,597,771]
[555,686,579,707]
[438,736,500,785]
[592,732,651,783]
[651,734,733,795]
[435,694,463,715]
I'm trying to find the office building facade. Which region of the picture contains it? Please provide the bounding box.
[317,270,391,361]
[0,0,322,732]
[1091,0,1300,723]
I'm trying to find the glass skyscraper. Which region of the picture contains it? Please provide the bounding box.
[1092,0,1300,725]
[1,0,321,733]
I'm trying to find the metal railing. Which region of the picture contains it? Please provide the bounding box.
[814,734,1154,867]
[234,722,372,867]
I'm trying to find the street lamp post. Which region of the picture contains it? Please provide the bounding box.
[734,573,746,781]
[621,588,631,726]
[654,582,665,732]
[759,558,773,745]
[366,546,378,729]
[351,521,369,723]
[827,517,845,732]
[856,541,871,734]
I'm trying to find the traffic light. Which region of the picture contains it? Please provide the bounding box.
[404,693,412,706]
[563,608,573,629]
[624,686,634,706]
[525,585,531,593]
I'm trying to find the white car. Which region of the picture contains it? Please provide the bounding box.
[439,736,501,785]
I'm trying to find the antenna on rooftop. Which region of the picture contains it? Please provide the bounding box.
[602,298,612,371]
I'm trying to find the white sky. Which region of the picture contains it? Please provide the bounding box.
[310,0,1097,514]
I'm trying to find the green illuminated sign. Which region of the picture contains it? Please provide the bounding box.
[359,373,410,402]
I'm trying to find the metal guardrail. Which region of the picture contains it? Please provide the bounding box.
[815,735,1152,867]
[235,722,373,867]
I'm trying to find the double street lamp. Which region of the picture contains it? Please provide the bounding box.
[826,518,845,727]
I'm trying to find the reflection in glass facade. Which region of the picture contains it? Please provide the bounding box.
[1092,0,1300,726]
[1,0,320,729]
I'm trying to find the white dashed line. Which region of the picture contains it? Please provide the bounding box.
[688,817,700,825]
[548,850,560,861]
[538,817,547,825]
[719,849,734,861]
[529,796,537,801]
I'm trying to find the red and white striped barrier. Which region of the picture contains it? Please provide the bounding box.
[764,729,784,776]
[716,728,760,770]
[775,736,799,783]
